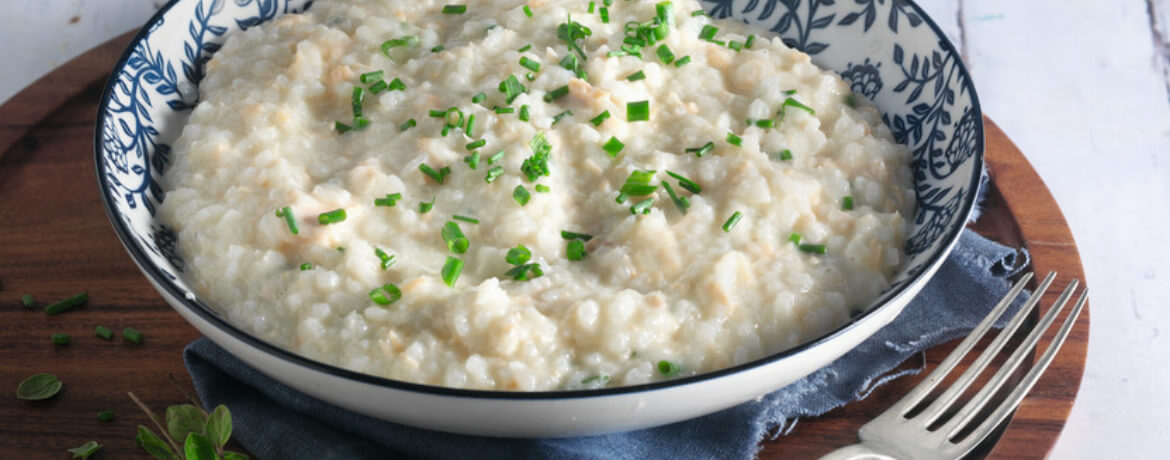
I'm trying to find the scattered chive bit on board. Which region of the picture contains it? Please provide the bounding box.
[95,325,114,340]
[122,327,144,344]
[51,333,70,345]
[44,292,88,316]
[97,410,115,422]
[21,293,35,309]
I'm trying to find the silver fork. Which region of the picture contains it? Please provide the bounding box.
[821,271,1088,460]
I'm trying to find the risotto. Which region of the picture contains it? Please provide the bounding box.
[159,0,915,390]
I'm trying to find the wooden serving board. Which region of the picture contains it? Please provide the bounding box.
[0,31,1088,459]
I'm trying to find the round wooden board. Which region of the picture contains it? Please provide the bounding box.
[0,32,1088,459]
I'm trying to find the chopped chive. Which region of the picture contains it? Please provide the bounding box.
[453,215,480,224]
[375,192,403,207]
[799,244,827,254]
[20,294,34,309]
[728,40,743,52]
[51,333,70,345]
[317,209,347,225]
[627,100,650,121]
[778,97,816,120]
[582,374,610,385]
[686,141,714,157]
[122,327,144,344]
[567,239,587,260]
[97,410,115,422]
[505,263,543,281]
[518,44,532,52]
[604,0,613,6]
[351,87,365,118]
[745,34,756,48]
[519,104,531,121]
[523,5,533,17]
[381,36,419,56]
[441,221,470,254]
[494,106,515,114]
[519,56,542,72]
[375,248,396,269]
[665,170,701,193]
[300,263,312,271]
[44,292,88,316]
[464,151,481,169]
[419,197,435,213]
[275,207,299,235]
[602,137,624,157]
[589,110,611,126]
[588,1,595,13]
[674,55,692,67]
[656,45,675,64]
[691,9,706,16]
[778,149,793,161]
[788,233,802,244]
[657,360,681,377]
[535,184,550,193]
[626,70,647,82]
[431,44,445,53]
[337,247,345,253]
[513,185,531,206]
[95,325,113,340]
[842,196,854,210]
[472,92,487,104]
[552,110,573,125]
[722,211,743,232]
[699,24,719,41]
[606,50,628,58]
[420,163,451,184]
[615,192,628,204]
[506,245,532,265]
[844,94,857,108]
[561,230,593,241]
[498,75,527,103]
[466,139,486,150]
[352,116,370,130]
[726,132,742,146]
[442,5,467,14]
[544,85,570,102]
[445,107,465,128]
[368,283,402,305]
[399,118,417,131]
[488,150,506,164]
[485,166,504,183]
[429,109,447,118]
[334,121,352,133]
[525,72,536,82]
[521,132,552,181]
[663,181,689,214]
[753,118,775,129]
[359,70,384,84]
[784,89,798,96]
[620,169,657,196]
[368,79,388,93]
[441,257,463,287]
[630,198,654,215]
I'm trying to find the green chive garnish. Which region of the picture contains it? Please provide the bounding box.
[686,141,714,157]
[521,132,552,182]
[602,137,624,157]
[699,25,719,41]
[472,92,487,104]
[657,360,681,377]
[375,248,395,269]
[722,211,743,232]
[691,10,706,16]
[431,45,445,53]
[523,5,533,17]
[445,107,465,127]
[420,163,451,184]
[778,97,816,121]
[561,230,593,241]
[429,109,447,118]
[799,244,827,254]
[626,70,646,81]
[674,55,691,67]
[360,70,384,84]
[466,139,486,150]
[399,118,417,131]
[51,333,70,345]
[44,292,88,316]
[842,196,854,210]
[535,184,550,193]
[499,75,527,103]
[567,239,587,260]
[754,118,775,128]
[495,106,515,114]
[368,283,402,305]
[518,44,532,52]
[778,149,793,161]
[419,198,435,213]
[513,185,531,205]
[544,85,570,102]
[441,257,463,287]
[123,327,144,344]
[381,36,419,57]
[627,100,650,121]
[300,263,312,271]
[620,170,657,196]
[728,40,743,52]
[275,207,299,234]
[663,182,689,214]
[95,325,113,340]
[630,198,654,215]
[97,410,115,422]
[453,215,480,224]
[726,132,742,146]
[20,294,34,309]
[519,56,542,72]
[485,166,504,183]
[375,192,402,207]
[552,110,573,125]
[589,110,611,126]
[351,87,365,118]
[844,94,857,107]
[784,89,798,95]
[441,221,470,254]
[488,150,506,164]
[788,233,802,244]
[442,5,467,14]
[519,104,531,121]
[506,245,531,265]
[745,34,756,48]
[599,7,610,23]
[588,1,596,13]
[464,151,480,169]
[505,263,543,281]
[665,170,701,193]
[317,209,346,225]
[369,80,388,93]
[656,45,675,64]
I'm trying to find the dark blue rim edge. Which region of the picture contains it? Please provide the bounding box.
[94,0,983,401]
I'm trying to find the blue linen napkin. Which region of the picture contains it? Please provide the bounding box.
[184,229,1028,460]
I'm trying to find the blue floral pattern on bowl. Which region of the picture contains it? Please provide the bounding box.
[95,0,980,327]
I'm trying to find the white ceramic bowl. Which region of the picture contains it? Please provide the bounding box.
[95,0,983,437]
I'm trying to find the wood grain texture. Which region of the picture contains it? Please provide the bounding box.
[0,33,1087,459]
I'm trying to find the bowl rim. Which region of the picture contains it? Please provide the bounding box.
[93,0,983,401]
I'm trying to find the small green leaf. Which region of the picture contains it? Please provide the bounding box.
[205,405,233,449]
[136,425,178,460]
[184,432,217,460]
[223,451,250,460]
[166,404,207,445]
[16,373,62,400]
[67,440,102,459]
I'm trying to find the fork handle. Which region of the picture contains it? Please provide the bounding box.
[819,444,899,460]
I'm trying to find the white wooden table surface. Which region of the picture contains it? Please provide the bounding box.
[2,1,1168,458]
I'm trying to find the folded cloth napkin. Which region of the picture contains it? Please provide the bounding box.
[184,229,1028,460]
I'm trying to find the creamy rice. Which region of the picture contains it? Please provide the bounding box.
[159,0,914,390]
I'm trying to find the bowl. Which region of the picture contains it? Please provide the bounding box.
[94,0,982,437]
